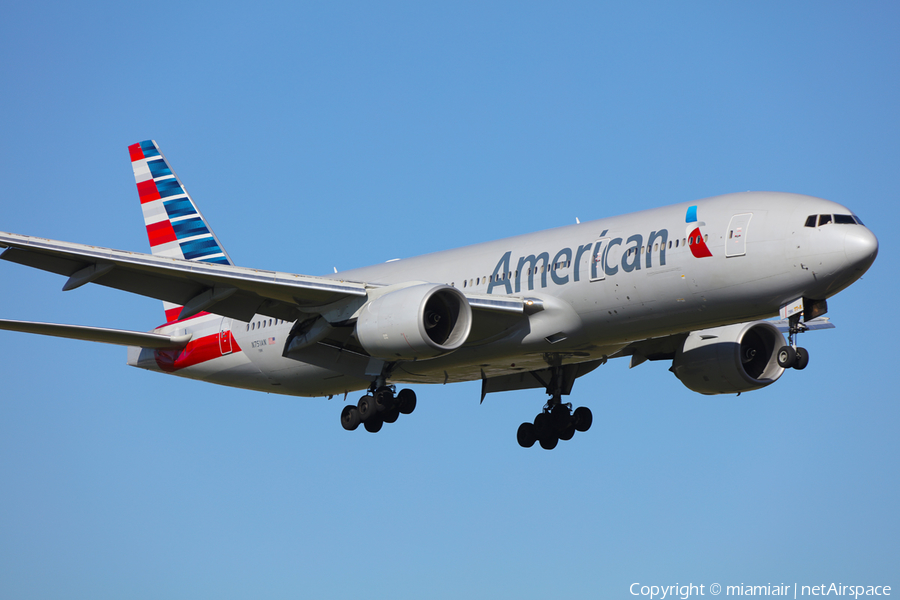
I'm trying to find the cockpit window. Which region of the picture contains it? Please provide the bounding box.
[807,213,864,227]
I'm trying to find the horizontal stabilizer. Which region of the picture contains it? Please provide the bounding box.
[0,319,192,348]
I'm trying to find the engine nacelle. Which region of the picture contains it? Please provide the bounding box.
[671,321,786,395]
[356,283,473,360]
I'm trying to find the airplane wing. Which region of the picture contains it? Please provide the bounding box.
[0,318,192,348]
[0,231,369,323]
[0,231,532,326]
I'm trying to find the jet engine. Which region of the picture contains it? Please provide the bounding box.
[355,283,473,360]
[671,321,786,394]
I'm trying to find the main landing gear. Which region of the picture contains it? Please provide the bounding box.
[776,313,810,371]
[516,361,592,450]
[340,386,417,433]
[517,399,592,450]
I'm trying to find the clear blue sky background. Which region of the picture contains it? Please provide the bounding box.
[1,2,897,598]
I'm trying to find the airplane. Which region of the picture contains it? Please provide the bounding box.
[0,140,879,449]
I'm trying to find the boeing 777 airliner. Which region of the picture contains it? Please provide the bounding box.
[0,141,879,448]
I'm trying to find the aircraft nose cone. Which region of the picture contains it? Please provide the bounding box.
[844,226,878,274]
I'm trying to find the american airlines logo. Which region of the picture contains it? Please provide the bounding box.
[486,206,712,295]
[685,205,712,258]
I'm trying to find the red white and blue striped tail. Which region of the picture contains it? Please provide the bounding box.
[128,140,234,323]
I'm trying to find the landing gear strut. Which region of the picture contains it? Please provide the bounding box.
[777,313,810,370]
[340,385,417,433]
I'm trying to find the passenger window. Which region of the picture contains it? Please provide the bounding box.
[805,215,817,227]
[818,214,833,226]
[251,322,255,330]
[834,214,855,224]
[704,234,708,243]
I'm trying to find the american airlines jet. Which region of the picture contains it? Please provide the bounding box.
[0,141,878,449]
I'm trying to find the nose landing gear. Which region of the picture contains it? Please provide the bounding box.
[777,313,810,370]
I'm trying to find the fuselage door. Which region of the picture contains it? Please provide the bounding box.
[219,317,234,355]
[589,238,610,282]
[725,213,752,257]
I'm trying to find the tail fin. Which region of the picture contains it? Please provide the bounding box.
[128,140,234,322]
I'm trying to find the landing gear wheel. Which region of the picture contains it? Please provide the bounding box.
[364,415,384,433]
[374,387,394,412]
[794,347,809,370]
[573,406,592,433]
[357,395,377,421]
[539,435,559,450]
[533,412,552,439]
[383,408,400,424]
[517,423,537,448]
[777,346,796,368]
[397,389,417,415]
[551,404,571,430]
[558,421,576,441]
[340,405,361,431]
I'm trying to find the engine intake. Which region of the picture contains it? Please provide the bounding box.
[671,321,786,394]
[356,283,473,360]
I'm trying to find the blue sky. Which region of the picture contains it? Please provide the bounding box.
[1,2,897,598]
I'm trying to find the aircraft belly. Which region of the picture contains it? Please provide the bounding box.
[238,326,371,397]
